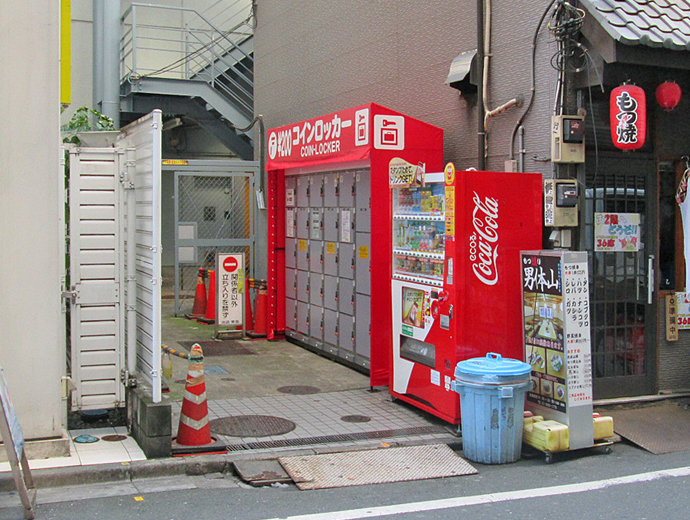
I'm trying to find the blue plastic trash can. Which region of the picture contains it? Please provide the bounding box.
[452,353,532,464]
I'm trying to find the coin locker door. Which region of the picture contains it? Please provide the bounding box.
[355,232,371,295]
[323,207,338,242]
[309,174,324,208]
[309,240,323,273]
[355,293,371,369]
[285,238,296,269]
[323,275,338,311]
[323,172,338,207]
[285,267,297,300]
[297,208,310,239]
[296,239,309,269]
[297,300,309,336]
[309,305,324,348]
[296,269,309,303]
[309,208,323,241]
[339,171,355,207]
[338,314,355,361]
[296,176,309,207]
[285,297,297,331]
[285,176,297,207]
[309,273,324,307]
[338,278,355,316]
[339,242,355,279]
[323,308,338,348]
[355,169,371,233]
[340,208,355,245]
[323,241,338,276]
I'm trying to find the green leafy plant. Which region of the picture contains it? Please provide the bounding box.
[61,106,115,143]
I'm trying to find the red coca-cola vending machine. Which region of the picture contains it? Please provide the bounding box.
[389,164,543,423]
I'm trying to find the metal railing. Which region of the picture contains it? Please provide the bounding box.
[120,1,254,116]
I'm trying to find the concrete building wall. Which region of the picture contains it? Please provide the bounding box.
[0,2,64,439]
[254,0,557,176]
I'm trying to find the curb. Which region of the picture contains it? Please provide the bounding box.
[0,436,462,492]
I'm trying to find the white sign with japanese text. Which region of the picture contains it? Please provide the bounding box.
[217,254,244,327]
[676,291,690,330]
[594,212,640,252]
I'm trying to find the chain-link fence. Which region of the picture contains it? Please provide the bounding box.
[174,171,254,315]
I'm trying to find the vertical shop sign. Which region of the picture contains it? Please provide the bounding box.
[666,294,679,341]
[217,253,244,327]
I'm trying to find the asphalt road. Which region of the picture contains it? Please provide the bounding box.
[2,441,689,520]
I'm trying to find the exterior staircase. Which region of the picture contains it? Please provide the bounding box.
[119,1,255,159]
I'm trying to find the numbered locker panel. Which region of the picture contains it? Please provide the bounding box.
[338,314,355,360]
[340,209,354,243]
[285,297,297,331]
[355,169,371,233]
[339,243,355,279]
[296,176,309,207]
[323,172,339,207]
[296,269,309,303]
[296,239,309,269]
[338,278,355,316]
[355,293,371,369]
[323,275,338,311]
[339,170,355,207]
[285,237,297,269]
[324,241,338,276]
[323,207,339,242]
[309,240,324,273]
[355,232,371,295]
[323,308,339,348]
[309,273,324,307]
[309,174,324,207]
[285,267,297,300]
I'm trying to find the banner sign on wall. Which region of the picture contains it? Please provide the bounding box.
[676,292,690,330]
[594,212,640,252]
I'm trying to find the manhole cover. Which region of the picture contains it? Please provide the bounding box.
[277,385,321,395]
[101,434,128,442]
[73,434,99,444]
[340,415,372,423]
[210,415,296,437]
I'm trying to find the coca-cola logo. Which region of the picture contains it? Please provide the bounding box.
[469,192,499,285]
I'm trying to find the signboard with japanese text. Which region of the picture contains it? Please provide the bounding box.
[594,212,640,252]
[521,250,594,450]
[675,292,690,330]
[667,294,679,340]
[217,253,244,328]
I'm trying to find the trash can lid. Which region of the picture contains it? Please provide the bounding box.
[455,352,532,378]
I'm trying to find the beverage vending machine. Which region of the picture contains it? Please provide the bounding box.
[389,164,543,423]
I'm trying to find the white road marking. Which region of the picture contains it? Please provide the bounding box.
[264,465,690,520]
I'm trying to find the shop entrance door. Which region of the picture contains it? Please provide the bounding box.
[584,154,657,398]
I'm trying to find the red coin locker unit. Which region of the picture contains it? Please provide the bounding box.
[266,103,444,386]
[390,166,543,423]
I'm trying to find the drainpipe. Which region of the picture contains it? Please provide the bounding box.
[477,0,485,170]
[92,0,104,113]
[102,0,121,127]
[124,149,138,385]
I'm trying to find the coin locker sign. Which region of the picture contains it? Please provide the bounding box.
[218,253,244,327]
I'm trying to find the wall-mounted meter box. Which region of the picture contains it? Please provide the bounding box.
[551,115,585,163]
[544,179,578,227]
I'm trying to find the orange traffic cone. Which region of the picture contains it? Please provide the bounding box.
[188,268,207,318]
[175,344,213,446]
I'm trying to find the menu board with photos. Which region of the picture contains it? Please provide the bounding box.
[521,250,594,450]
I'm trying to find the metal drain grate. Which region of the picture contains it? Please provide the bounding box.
[210,415,296,437]
[222,425,447,452]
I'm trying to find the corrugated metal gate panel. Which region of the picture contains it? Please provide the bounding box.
[69,148,124,411]
[120,110,163,403]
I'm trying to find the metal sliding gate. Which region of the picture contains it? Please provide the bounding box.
[67,111,163,409]
[172,162,259,316]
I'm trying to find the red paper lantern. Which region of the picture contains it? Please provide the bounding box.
[656,81,682,111]
[610,84,646,150]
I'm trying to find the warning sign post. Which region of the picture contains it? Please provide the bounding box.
[215,253,245,338]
